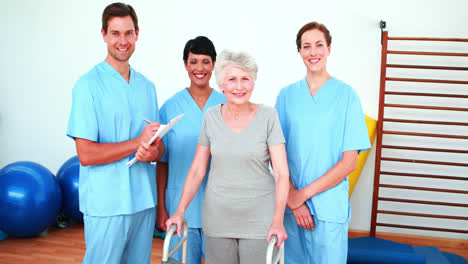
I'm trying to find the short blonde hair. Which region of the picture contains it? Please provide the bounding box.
[214,50,258,86]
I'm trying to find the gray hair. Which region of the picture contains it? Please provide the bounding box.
[214,50,258,86]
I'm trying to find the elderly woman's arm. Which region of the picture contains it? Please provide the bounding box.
[165,144,211,236]
[267,143,290,247]
[287,150,358,210]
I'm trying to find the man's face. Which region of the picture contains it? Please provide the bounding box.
[102,16,138,63]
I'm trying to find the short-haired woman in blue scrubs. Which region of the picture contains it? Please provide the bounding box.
[156,36,226,264]
[275,22,371,264]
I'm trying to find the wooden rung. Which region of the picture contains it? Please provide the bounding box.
[377,210,468,220]
[382,144,468,154]
[383,118,468,126]
[383,130,468,139]
[387,50,468,57]
[379,197,468,207]
[376,222,468,234]
[385,91,468,99]
[386,64,468,71]
[380,171,468,181]
[379,184,468,194]
[386,77,468,84]
[388,37,468,42]
[385,103,468,112]
[381,157,468,167]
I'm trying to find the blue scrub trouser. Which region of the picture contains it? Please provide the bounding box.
[82,207,156,264]
[284,209,348,264]
[169,227,205,264]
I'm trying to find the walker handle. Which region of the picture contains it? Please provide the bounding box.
[266,235,284,264]
[162,219,188,263]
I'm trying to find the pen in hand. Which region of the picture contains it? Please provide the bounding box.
[129,114,183,167]
[128,117,158,167]
[141,117,158,145]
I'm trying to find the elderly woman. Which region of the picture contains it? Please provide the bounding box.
[156,36,225,264]
[275,22,371,263]
[166,50,289,264]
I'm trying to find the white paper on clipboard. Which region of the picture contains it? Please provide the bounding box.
[127,114,184,167]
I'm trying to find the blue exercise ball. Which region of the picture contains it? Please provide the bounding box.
[0,161,62,237]
[56,156,83,223]
[0,229,7,241]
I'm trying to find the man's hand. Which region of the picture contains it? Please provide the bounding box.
[139,122,161,143]
[136,137,161,162]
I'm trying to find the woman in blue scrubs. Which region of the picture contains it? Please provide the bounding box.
[156,36,226,264]
[275,22,371,264]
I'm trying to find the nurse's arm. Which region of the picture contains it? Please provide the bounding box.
[156,162,169,231]
[288,178,297,201]
[287,150,358,210]
[287,178,315,230]
[267,143,290,247]
[75,122,161,166]
[166,144,210,236]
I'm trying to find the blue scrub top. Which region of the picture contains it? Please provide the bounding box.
[67,61,159,217]
[159,88,226,228]
[275,77,370,223]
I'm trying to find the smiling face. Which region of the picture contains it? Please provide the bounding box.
[299,29,331,74]
[220,65,254,105]
[184,52,215,88]
[102,15,138,64]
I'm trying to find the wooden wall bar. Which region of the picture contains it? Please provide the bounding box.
[370,31,468,238]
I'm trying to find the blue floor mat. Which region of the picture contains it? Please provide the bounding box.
[348,237,425,264]
[348,237,467,264]
[443,252,468,264]
[412,246,449,264]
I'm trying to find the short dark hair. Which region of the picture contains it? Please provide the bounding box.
[183,36,217,63]
[296,22,332,51]
[102,2,138,34]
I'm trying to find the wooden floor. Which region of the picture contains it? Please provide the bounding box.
[1,224,466,263]
[0,224,164,264]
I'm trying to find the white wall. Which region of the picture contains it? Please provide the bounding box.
[2,0,467,237]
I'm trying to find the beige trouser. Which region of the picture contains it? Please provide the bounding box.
[205,236,269,264]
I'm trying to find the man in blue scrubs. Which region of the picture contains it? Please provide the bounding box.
[67,3,164,263]
[275,22,371,264]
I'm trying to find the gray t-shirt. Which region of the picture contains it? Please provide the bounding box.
[198,104,285,239]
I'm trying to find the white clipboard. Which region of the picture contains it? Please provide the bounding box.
[127,114,184,167]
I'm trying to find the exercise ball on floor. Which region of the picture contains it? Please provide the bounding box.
[0,161,62,237]
[56,156,83,223]
[0,230,7,241]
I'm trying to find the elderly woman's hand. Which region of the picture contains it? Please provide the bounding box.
[165,211,185,237]
[267,221,288,248]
